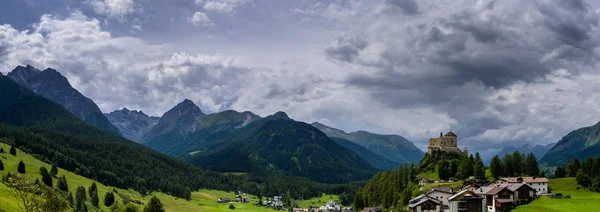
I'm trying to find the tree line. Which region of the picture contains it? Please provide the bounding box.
[352,163,418,211]
[554,157,600,192]
[489,151,542,179]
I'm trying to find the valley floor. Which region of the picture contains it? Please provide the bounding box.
[513,178,600,212]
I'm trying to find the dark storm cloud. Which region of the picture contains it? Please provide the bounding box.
[386,0,419,15]
[327,0,600,141]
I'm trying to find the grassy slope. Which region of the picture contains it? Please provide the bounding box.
[0,142,276,212]
[296,194,342,209]
[513,178,600,212]
[0,142,144,211]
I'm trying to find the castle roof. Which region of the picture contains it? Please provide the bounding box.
[444,131,457,137]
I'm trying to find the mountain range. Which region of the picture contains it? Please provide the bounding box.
[311,122,424,165]
[7,65,121,135]
[540,121,600,166]
[485,143,556,164]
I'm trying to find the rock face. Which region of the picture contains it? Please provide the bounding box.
[540,121,600,166]
[105,108,159,143]
[7,65,121,135]
[311,122,424,164]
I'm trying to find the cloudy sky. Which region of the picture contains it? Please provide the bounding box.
[1,0,600,157]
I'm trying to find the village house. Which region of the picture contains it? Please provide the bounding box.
[318,196,342,212]
[409,196,442,212]
[448,190,485,212]
[493,177,549,194]
[217,197,232,203]
[504,183,536,204]
[474,186,514,212]
[419,178,436,187]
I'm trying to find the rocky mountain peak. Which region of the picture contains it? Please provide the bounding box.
[6,65,121,135]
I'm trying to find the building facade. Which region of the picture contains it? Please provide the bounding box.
[427,131,468,155]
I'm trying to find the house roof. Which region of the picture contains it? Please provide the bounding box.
[409,196,442,208]
[430,186,453,194]
[449,190,483,201]
[487,187,513,195]
[474,186,495,195]
[499,177,549,183]
[445,131,457,137]
[496,198,513,204]
[504,183,535,192]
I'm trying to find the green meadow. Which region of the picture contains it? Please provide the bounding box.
[513,177,600,212]
[0,142,278,212]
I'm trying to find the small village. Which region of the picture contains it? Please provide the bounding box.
[411,176,549,212]
[216,191,354,212]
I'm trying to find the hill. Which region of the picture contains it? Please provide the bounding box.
[312,122,424,164]
[187,114,378,184]
[7,65,121,135]
[0,142,277,212]
[540,121,600,166]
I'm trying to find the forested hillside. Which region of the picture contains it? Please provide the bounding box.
[188,114,378,184]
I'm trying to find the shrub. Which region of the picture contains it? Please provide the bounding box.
[17,161,25,173]
[229,204,235,210]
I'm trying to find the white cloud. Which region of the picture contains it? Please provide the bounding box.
[203,1,235,13]
[90,0,135,18]
[188,12,213,26]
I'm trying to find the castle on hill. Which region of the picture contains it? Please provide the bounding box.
[427,131,468,155]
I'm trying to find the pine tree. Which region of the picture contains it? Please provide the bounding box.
[473,153,485,179]
[554,167,566,178]
[17,160,26,174]
[0,159,4,171]
[50,164,58,176]
[572,159,581,177]
[502,154,514,176]
[143,196,166,212]
[68,191,75,207]
[57,175,69,191]
[10,146,16,156]
[490,156,503,179]
[39,166,48,176]
[89,182,99,207]
[76,186,87,212]
[0,147,4,153]
[576,170,591,187]
[456,158,472,180]
[526,153,539,176]
[104,191,115,207]
[42,171,53,187]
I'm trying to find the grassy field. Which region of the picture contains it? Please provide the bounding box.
[296,194,342,208]
[513,178,600,212]
[418,169,440,181]
[0,142,278,212]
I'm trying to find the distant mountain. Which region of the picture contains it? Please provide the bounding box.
[311,122,424,164]
[540,121,600,166]
[145,108,261,156]
[7,65,121,135]
[187,112,378,183]
[142,99,206,145]
[331,137,400,170]
[486,143,556,164]
[105,108,160,143]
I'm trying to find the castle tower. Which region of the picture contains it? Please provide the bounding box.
[463,146,469,156]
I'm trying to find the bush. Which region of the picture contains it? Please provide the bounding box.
[229,204,235,210]
[10,146,16,156]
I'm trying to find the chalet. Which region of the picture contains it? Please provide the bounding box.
[419,178,436,186]
[363,207,383,212]
[504,183,536,204]
[408,196,442,212]
[479,186,514,212]
[493,177,548,194]
[217,198,232,203]
[273,196,283,202]
[426,187,454,206]
[448,190,485,212]
[318,196,342,212]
